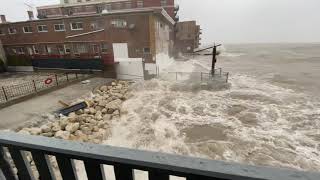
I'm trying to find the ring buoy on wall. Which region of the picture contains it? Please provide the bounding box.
[45,78,53,85]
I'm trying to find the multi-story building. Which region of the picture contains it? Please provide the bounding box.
[37,0,179,22]
[0,8,174,69]
[175,21,201,54]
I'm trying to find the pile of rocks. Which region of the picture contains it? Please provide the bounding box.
[17,80,131,144]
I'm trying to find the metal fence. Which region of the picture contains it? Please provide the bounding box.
[0,131,319,180]
[160,68,229,83]
[0,73,90,104]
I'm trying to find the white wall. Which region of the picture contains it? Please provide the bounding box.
[115,58,144,80]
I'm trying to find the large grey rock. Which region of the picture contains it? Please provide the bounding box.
[55,131,70,140]
[40,125,51,133]
[65,123,80,133]
[18,129,31,135]
[29,128,42,135]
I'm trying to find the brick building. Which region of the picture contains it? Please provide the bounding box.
[0,8,174,68]
[37,0,179,22]
[175,21,201,54]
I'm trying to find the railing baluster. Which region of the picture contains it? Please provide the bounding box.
[0,147,16,180]
[56,156,77,180]
[31,151,56,180]
[114,164,133,180]
[148,170,169,180]
[8,148,35,180]
[84,160,104,180]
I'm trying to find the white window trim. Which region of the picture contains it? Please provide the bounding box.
[54,24,65,32]
[70,22,84,31]
[37,25,48,32]
[8,28,17,34]
[23,26,33,33]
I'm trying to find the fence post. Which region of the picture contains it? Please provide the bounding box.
[76,73,78,79]
[2,87,8,102]
[219,68,222,76]
[32,80,37,93]
[55,74,59,86]
[200,72,203,81]
[66,73,69,82]
[226,72,229,83]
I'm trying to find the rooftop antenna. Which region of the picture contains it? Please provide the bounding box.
[24,0,35,11]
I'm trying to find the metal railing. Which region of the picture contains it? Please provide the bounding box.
[0,73,90,104]
[0,132,319,180]
[162,68,229,83]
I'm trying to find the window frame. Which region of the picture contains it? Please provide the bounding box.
[143,47,151,54]
[23,26,33,33]
[137,0,144,8]
[54,24,65,32]
[8,27,17,34]
[70,22,84,31]
[111,19,127,28]
[160,0,167,6]
[37,25,48,33]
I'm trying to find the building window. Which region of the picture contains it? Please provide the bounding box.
[70,22,83,30]
[64,44,71,54]
[105,4,112,11]
[137,0,143,8]
[101,43,108,53]
[17,47,25,54]
[143,47,151,54]
[54,24,65,31]
[37,25,48,32]
[77,0,82,2]
[161,0,167,6]
[64,0,69,3]
[8,27,17,34]
[0,29,4,35]
[125,2,132,9]
[33,46,39,54]
[111,19,127,28]
[23,26,33,33]
[114,2,121,9]
[74,44,88,54]
[91,21,103,30]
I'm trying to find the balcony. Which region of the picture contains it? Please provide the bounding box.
[1,131,320,180]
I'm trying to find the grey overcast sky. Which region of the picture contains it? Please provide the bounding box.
[1,0,320,44]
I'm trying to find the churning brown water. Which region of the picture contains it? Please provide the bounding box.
[103,44,320,175]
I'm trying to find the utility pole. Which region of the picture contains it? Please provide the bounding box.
[211,43,221,76]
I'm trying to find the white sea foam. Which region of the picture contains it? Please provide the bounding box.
[93,53,320,179]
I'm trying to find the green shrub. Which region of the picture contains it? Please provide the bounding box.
[7,55,32,66]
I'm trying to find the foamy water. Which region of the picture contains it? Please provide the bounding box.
[95,45,320,179]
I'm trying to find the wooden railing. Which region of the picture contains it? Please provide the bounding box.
[0,131,319,180]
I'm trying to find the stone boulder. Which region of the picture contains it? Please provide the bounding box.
[55,131,70,140]
[65,123,80,133]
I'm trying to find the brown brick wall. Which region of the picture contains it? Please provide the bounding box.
[0,10,173,63]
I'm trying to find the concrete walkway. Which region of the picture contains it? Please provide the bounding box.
[0,77,112,130]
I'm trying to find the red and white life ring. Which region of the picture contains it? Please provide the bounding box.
[44,78,53,85]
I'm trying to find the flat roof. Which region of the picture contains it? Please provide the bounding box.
[0,7,175,25]
[37,0,128,10]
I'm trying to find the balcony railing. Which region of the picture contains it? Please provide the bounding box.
[0,131,319,180]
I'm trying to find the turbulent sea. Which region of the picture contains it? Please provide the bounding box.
[100,44,320,178]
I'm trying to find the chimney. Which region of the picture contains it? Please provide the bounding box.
[27,11,34,20]
[0,15,6,23]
